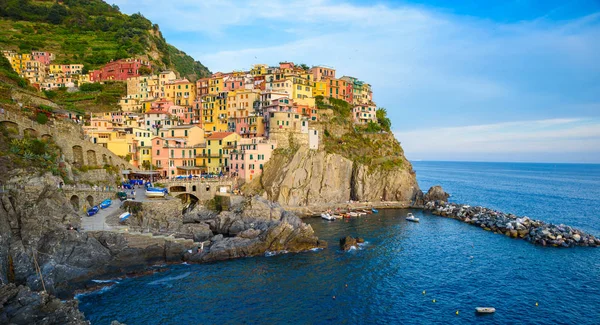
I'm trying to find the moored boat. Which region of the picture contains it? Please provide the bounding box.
[349,212,358,217]
[87,206,99,216]
[405,213,420,222]
[321,213,335,221]
[119,212,131,223]
[146,187,167,198]
[99,199,111,209]
[475,307,495,314]
[371,208,379,213]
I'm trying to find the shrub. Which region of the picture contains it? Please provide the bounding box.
[36,112,48,124]
[79,82,103,92]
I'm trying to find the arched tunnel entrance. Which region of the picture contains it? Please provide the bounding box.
[70,195,80,211]
[176,193,199,215]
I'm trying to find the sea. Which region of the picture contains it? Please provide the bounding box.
[78,161,600,324]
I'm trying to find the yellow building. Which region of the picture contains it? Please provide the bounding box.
[196,132,240,174]
[250,64,268,76]
[131,127,154,169]
[227,89,260,119]
[292,75,313,101]
[200,93,228,132]
[313,81,327,97]
[208,75,224,94]
[165,79,196,106]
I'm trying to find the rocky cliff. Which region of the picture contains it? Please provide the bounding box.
[250,146,419,209]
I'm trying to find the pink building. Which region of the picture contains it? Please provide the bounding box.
[152,136,203,177]
[229,137,277,182]
[90,58,151,82]
[31,51,55,65]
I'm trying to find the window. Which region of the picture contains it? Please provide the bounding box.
[156,150,160,155]
[250,154,253,160]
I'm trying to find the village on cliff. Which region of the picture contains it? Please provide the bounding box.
[2,50,379,182]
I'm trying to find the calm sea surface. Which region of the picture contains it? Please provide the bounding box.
[78,161,600,324]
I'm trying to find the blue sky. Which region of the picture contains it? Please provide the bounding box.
[111,0,600,163]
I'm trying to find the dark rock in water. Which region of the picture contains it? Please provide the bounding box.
[424,185,450,203]
[0,284,88,325]
[340,236,358,251]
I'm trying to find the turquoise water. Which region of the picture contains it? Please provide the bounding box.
[78,161,600,324]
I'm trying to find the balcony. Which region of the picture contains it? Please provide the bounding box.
[196,153,222,158]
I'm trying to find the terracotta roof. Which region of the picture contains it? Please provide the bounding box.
[206,132,234,140]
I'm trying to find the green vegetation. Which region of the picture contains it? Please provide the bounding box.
[0,0,210,78]
[35,112,48,124]
[315,95,352,125]
[0,126,62,177]
[50,81,125,112]
[376,108,391,132]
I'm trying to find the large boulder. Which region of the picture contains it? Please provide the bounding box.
[0,284,88,325]
[424,186,449,202]
[339,236,358,251]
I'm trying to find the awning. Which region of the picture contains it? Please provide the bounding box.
[176,166,202,170]
[131,171,161,175]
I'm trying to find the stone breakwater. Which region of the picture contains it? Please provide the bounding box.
[424,201,600,248]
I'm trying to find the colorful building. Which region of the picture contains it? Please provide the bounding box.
[89,58,151,82]
[196,132,240,174]
[229,137,277,182]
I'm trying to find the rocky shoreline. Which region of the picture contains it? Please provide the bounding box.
[424,201,600,248]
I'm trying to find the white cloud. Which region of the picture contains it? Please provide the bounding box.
[394,118,600,162]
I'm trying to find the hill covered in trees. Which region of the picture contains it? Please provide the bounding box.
[0,0,211,80]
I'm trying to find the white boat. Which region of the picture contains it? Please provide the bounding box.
[119,212,131,223]
[321,213,335,221]
[405,213,420,222]
[146,187,167,198]
[475,307,495,314]
[349,212,359,217]
[357,211,367,216]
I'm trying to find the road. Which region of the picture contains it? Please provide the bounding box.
[81,186,151,231]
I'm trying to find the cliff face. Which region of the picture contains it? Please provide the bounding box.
[255,146,419,208]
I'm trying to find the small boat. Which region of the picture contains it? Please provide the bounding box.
[99,199,111,209]
[321,213,335,221]
[333,214,343,219]
[119,212,131,223]
[349,212,358,217]
[146,187,167,198]
[475,307,495,314]
[87,206,99,216]
[357,211,367,216]
[371,208,379,213]
[405,213,420,222]
[362,209,373,214]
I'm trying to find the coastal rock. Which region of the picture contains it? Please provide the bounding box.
[339,236,358,251]
[0,284,88,325]
[424,186,449,203]
[250,146,419,207]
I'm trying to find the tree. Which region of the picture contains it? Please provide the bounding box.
[376,108,391,132]
[138,65,152,75]
[299,63,310,71]
[47,3,68,25]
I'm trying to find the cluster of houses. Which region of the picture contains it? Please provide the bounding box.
[86,61,379,183]
[1,50,149,90]
[3,51,379,183]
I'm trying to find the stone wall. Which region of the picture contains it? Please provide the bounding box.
[0,110,135,171]
[164,180,234,201]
